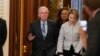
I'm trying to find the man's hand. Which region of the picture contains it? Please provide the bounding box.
[28,33,35,41]
[73,52,81,56]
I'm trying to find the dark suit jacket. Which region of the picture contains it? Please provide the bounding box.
[29,19,58,56]
[85,11,100,56]
[0,18,7,56]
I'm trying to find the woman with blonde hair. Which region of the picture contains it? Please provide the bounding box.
[56,9,85,56]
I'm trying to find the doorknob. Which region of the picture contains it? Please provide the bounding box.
[23,45,27,52]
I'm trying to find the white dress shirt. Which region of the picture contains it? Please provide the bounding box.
[57,22,82,53]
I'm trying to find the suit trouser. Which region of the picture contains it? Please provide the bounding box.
[63,45,81,56]
[42,49,47,56]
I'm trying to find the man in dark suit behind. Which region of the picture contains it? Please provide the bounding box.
[0,18,7,56]
[83,0,100,56]
[28,6,58,56]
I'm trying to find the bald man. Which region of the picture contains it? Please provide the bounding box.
[28,6,58,56]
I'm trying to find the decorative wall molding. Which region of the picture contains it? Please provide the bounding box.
[0,0,4,18]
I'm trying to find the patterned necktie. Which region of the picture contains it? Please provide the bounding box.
[42,22,46,38]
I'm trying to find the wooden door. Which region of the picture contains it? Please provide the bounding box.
[21,0,38,56]
[9,0,21,56]
[9,0,38,56]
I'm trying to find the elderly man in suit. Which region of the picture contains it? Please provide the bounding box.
[0,18,7,56]
[28,6,58,56]
[83,0,100,56]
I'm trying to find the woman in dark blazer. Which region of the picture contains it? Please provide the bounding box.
[56,7,69,31]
